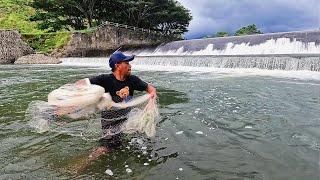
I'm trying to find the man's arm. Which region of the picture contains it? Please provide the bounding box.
[146,84,157,99]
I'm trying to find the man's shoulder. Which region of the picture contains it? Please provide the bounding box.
[127,74,148,90]
[129,74,137,78]
[90,73,113,83]
[97,73,113,79]
[128,75,142,81]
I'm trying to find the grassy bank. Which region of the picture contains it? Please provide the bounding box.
[0,0,71,53]
[21,32,71,54]
[0,0,42,33]
[0,0,172,55]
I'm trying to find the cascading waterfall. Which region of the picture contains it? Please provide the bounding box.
[133,55,320,71]
[61,55,320,71]
[60,30,320,71]
[137,30,320,56]
[138,38,320,56]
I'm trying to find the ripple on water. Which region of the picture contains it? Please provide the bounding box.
[0,64,320,179]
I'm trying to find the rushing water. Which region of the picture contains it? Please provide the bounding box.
[63,55,320,71]
[0,60,320,179]
[136,30,320,56]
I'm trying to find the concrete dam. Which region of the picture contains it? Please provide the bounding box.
[119,30,320,71]
[137,30,320,56]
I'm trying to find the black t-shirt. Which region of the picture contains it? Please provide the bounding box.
[89,73,148,103]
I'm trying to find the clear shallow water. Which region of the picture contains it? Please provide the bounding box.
[0,64,319,179]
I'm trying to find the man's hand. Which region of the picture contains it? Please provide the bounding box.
[147,84,157,99]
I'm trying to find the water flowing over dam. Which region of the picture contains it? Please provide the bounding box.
[61,54,320,71]
[61,30,320,71]
[136,30,320,56]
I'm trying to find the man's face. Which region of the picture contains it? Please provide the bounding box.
[116,61,131,77]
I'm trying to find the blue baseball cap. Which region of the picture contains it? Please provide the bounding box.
[109,51,135,69]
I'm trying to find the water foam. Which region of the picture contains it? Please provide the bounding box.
[137,30,320,56]
[59,57,320,81]
[139,38,320,56]
[133,65,320,81]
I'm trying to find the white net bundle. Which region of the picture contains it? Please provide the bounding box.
[122,99,158,137]
[26,83,159,139]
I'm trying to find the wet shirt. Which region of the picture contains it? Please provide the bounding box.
[89,73,148,103]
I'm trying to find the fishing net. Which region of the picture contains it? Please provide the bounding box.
[26,83,159,140]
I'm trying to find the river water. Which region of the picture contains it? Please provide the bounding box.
[0,58,319,179]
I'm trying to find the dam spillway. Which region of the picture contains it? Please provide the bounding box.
[61,54,320,71]
[137,30,320,56]
[61,30,320,71]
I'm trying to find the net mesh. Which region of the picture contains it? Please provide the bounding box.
[26,83,159,140]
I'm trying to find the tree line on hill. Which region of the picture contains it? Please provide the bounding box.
[203,24,263,38]
[30,0,192,37]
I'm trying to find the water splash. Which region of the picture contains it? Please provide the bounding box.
[60,54,320,72]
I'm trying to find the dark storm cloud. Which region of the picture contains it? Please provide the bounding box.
[177,0,320,39]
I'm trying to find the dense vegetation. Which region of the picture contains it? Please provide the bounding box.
[1,0,192,53]
[22,32,71,53]
[1,0,192,36]
[204,24,263,38]
[0,0,40,33]
[0,0,71,53]
[215,31,229,37]
[30,0,192,36]
[234,24,262,36]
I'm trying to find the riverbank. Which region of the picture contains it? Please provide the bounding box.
[0,30,34,64]
[0,23,174,64]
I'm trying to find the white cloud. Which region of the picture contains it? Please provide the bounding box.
[176,0,320,39]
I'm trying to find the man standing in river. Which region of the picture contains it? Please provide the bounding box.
[76,50,157,159]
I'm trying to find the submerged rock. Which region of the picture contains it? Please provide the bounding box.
[15,54,61,64]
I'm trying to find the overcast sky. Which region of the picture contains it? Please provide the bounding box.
[176,0,320,39]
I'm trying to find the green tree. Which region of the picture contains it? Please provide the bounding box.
[202,35,213,39]
[215,31,228,37]
[149,0,192,35]
[92,0,121,24]
[65,0,97,28]
[30,0,192,36]
[95,0,192,36]
[234,24,262,36]
[30,0,88,31]
[0,0,42,33]
[117,0,154,27]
